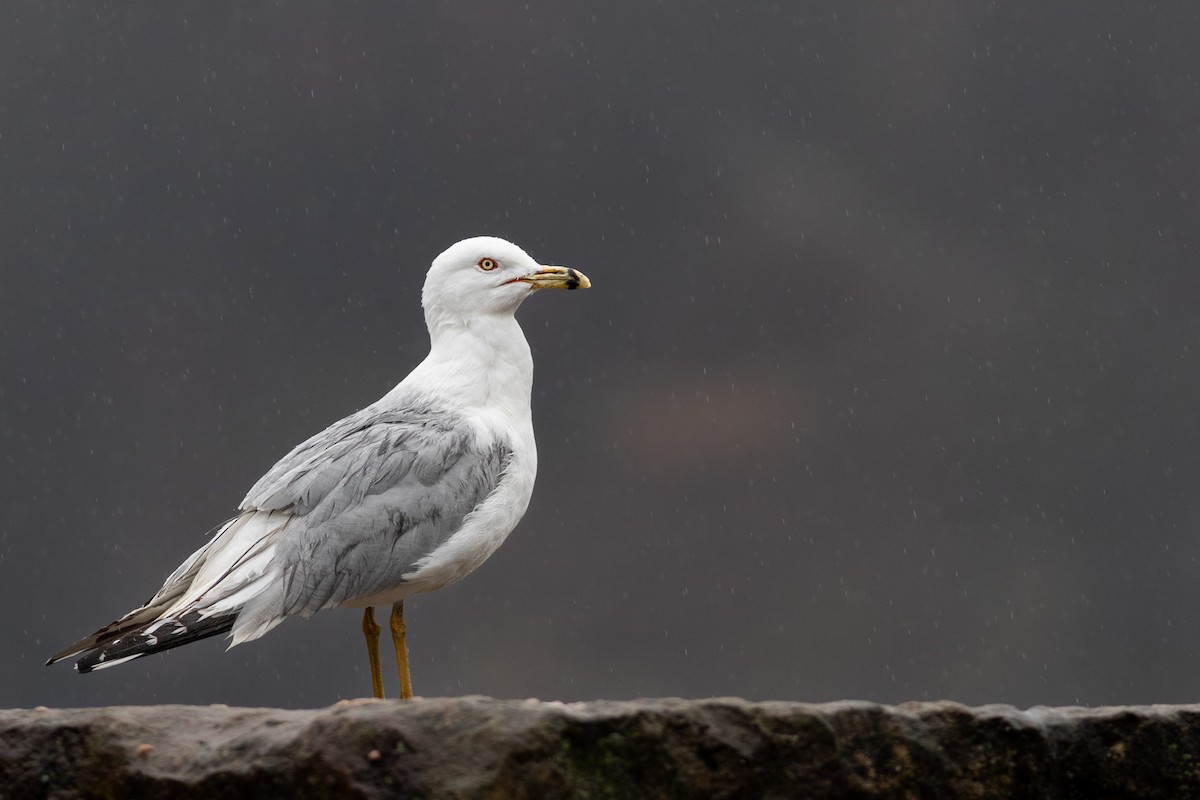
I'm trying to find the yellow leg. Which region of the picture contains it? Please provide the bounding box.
[390,601,413,699]
[362,607,385,699]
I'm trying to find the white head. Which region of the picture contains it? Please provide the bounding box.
[421,237,590,331]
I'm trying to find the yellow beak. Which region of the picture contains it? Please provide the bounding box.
[516,265,591,290]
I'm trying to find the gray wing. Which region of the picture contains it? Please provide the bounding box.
[243,402,512,618]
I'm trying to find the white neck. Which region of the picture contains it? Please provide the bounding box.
[386,312,534,419]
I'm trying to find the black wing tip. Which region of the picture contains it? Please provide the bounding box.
[54,612,238,676]
[74,650,127,674]
[46,648,100,672]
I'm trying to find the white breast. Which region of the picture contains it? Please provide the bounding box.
[345,417,537,609]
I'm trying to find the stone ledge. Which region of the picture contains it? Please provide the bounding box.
[2,698,1198,798]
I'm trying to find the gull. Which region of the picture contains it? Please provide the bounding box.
[47,236,591,699]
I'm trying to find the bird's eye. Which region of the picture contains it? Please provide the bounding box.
[478,258,498,271]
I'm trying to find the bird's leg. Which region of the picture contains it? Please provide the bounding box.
[390,601,414,699]
[362,607,385,699]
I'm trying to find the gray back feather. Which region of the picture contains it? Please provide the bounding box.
[242,402,512,616]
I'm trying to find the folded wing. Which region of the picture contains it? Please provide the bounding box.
[49,401,512,671]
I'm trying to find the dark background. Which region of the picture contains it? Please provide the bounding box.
[4,2,1199,709]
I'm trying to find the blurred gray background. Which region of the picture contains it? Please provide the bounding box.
[4,2,1200,709]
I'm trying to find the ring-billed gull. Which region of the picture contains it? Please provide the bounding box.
[47,236,591,699]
